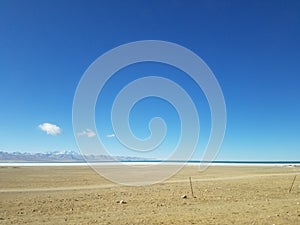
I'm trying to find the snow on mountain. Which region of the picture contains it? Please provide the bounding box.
[0,150,146,162]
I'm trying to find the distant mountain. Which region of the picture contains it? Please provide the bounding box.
[0,150,146,162]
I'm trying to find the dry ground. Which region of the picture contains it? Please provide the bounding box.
[0,165,300,224]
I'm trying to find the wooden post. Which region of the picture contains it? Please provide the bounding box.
[189,176,195,198]
[289,175,297,193]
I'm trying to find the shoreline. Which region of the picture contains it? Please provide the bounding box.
[1,161,299,167]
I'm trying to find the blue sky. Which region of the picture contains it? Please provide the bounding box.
[0,0,299,160]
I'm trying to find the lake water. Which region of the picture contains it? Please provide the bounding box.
[0,161,299,167]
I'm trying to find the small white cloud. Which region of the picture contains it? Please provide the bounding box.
[77,129,96,138]
[106,133,115,138]
[38,123,62,136]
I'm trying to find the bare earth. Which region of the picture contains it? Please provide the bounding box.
[0,165,300,225]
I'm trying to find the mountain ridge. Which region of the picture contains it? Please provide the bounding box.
[0,150,146,162]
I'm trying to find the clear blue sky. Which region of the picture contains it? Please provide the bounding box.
[0,0,299,160]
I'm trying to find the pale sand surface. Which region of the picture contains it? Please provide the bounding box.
[0,165,300,224]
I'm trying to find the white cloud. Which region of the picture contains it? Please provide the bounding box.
[106,133,115,138]
[77,129,96,138]
[38,123,62,136]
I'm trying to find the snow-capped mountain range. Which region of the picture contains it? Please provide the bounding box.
[0,150,145,162]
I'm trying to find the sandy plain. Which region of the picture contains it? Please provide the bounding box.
[0,165,300,225]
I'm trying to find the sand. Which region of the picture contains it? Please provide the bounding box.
[0,165,300,224]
